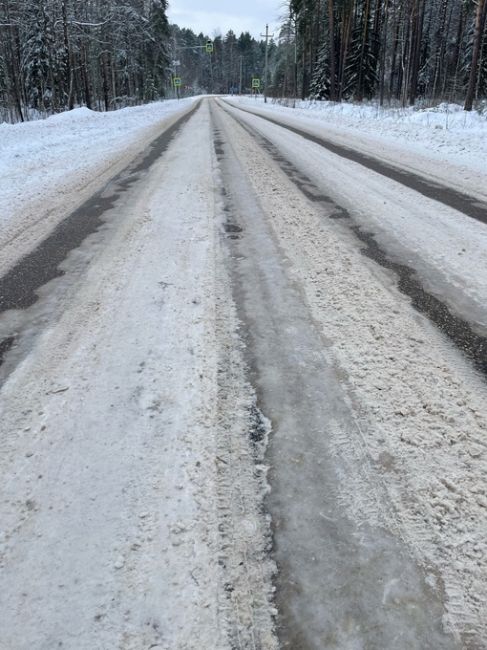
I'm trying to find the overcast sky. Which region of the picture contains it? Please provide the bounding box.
[167,0,283,40]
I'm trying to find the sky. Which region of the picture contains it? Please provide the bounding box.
[167,0,283,40]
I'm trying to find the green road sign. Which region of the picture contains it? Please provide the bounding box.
[206,40,214,54]
[173,77,182,87]
[252,78,261,89]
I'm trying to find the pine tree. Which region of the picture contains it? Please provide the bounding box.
[23,2,55,111]
[343,16,380,99]
[309,42,333,99]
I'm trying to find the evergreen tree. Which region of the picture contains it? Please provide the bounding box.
[310,43,333,99]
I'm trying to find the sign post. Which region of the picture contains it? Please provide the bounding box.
[252,77,261,98]
[173,76,182,100]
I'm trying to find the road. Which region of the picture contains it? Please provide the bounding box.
[1,98,486,649]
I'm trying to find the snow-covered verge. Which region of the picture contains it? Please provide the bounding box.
[221,108,487,645]
[0,98,199,276]
[0,102,276,649]
[226,96,487,200]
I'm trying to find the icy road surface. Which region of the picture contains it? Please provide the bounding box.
[1,98,487,649]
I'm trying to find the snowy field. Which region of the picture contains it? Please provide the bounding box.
[0,98,199,275]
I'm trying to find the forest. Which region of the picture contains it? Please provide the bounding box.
[1,0,486,123]
[0,0,171,122]
[284,0,487,110]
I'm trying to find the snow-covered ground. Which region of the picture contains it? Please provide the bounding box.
[0,98,199,275]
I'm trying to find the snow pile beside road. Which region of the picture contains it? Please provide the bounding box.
[230,96,487,176]
[0,98,198,274]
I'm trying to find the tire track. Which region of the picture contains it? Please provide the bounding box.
[224,101,487,226]
[218,100,487,378]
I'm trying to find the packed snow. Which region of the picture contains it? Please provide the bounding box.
[0,101,276,649]
[213,103,459,648]
[217,104,487,642]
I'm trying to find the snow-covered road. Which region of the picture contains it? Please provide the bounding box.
[1,98,487,649]
[0,98,199,277]
[223,98,487,334]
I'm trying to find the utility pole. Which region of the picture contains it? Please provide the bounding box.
[293,14,298,108]
[260,24,274,103]
[239,56,243,95]
[173,35,179,100]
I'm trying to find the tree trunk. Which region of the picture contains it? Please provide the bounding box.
[62,0,74,110]
[328,0,336,100]
[81,44,92,109]
[101,51,110,111]
[408,0,425,106]
[432,0,448,99]
[338,6,353,101]
[357,0,371,101]
[465,0,487,110]
[379,0,390,105]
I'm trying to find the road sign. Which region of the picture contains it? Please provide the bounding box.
[252,78,261,89]
[173,77,182,87]
[206,40,214,54]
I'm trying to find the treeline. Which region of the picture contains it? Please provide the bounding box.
[0,0,170,122]
[273,0,487,110]
[0,1,269,123]
[2,0,485,123]
[170,25,268,96]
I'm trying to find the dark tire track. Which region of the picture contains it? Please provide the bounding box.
[0,103,201,376]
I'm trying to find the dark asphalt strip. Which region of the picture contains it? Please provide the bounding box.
[219,102,487,377]
[0,336,15,367]
[224,101,487,226]
[353,227,487,375]
[0,101,200,368]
